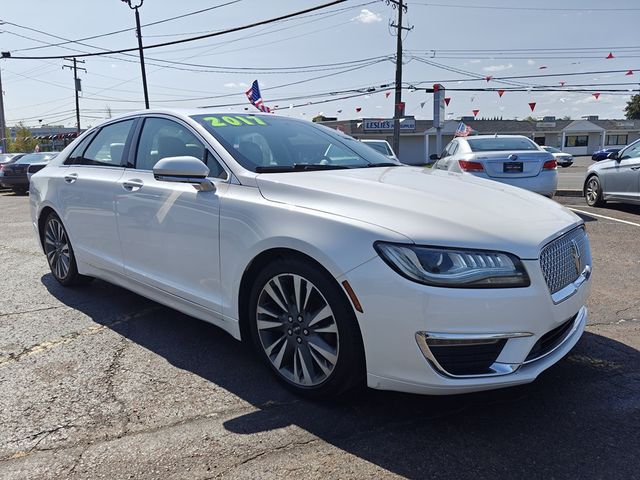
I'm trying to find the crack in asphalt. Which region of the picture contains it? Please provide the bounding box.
[0,306,160,367]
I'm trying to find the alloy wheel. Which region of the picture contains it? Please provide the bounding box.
[586,177,600,205]
[44,218,71,280]
[256,273,339,387]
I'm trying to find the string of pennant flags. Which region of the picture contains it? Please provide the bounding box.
[243,51,636,116]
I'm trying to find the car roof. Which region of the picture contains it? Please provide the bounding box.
[461,134,532,139]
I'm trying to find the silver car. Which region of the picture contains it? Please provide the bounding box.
[542,146,573,168]
[433,135,558,197]
[584,138,640,206]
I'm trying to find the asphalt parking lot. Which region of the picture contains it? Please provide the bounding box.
[0,191,638,479]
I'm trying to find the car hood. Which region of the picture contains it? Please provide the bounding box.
[256,166,581,259]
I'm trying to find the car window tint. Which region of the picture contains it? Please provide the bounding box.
[449,142,458,156]
[64,131,96,165]
[135,117,205,171]
[620,141,640,160]
[467,137,539,152]
[81,120,135,167]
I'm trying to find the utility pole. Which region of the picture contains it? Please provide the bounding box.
[0,64,7,153]
[121,0,150,109]
[387,0,411,158]
[63,58,86,133]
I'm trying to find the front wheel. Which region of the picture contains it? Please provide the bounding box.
[585,175,605,207]
[249,257,365,398]
[43,213,93,286]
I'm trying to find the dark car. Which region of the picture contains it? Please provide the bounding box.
[0,152,59,194]
[592,148,621,161]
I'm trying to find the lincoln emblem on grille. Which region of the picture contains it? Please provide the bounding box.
[570,239,581,274]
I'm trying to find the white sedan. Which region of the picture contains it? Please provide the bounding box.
[30,109,592,397]
[433,135,558,197]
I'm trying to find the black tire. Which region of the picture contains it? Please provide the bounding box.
[248,256,365,398]
[43,212,93,287]
[585,175,605,207]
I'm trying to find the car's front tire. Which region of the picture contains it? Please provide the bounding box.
[585,175,605,207]
[43,212,93,286]
[248,256,365,398]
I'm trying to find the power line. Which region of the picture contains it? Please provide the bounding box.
[412,2,640,12]
[7,1,244,53]
[2,0,347,60]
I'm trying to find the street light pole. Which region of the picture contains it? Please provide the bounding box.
[122,0,149,109]
[0,64,7,153]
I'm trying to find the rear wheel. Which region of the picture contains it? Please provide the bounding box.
[43,213,93,286]
[248,257,365,398]
[585,175,605,207]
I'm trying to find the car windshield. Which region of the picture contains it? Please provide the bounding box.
[363,141,392,156]
[17,153,58,164]
[467,137,539,152]
[543,146,561,153]
[191,114,399,172]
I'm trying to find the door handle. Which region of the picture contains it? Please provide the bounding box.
[64,173,78,184]
[122,179,144,191]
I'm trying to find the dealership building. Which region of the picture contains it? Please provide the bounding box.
[319,116,640,165]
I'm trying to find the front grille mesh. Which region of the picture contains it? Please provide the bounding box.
[540,227,588,294]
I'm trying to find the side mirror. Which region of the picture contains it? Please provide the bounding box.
[153,156,215,192]
[429,153,440,161]
[607,151,619,160]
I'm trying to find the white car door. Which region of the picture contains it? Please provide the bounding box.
[115,116,229,314]
[57,118,137,273]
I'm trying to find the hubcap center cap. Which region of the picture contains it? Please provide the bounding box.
[292,325,302,335]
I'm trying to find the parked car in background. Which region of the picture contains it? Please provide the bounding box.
[27,159,56,182]
[591,147,621,161]
[584,138,640,206]
[431,135,558,197]
[542,146,573,167]
[0,152,59,194]
[0,153,25,165]
[360,139,398,161]
[30,110,590,398]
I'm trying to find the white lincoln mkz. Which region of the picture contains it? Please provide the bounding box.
[30,109,592,397]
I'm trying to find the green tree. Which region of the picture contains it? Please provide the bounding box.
[624,94,640,119]
[9,123,38,153]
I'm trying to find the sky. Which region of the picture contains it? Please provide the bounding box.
[0,0,639,129]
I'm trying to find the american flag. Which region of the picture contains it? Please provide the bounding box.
[245,80,271,113]
[454,121,472,137]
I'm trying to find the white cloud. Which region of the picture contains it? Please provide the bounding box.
[482,64,513,72]
[223,82,248,88]
[527,59,536,66]
[353,9,382,23]
[468,59,482,64]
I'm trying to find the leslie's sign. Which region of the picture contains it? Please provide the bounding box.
[362,117,416,132]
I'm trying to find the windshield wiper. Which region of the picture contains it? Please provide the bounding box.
[255,163,351,173]
[364,162,401,167]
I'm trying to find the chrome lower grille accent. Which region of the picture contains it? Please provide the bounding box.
[540,227,588,295]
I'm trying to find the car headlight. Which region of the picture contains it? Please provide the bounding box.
[374,242,530,288]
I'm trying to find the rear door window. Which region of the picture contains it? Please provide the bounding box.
[80,120,135,167]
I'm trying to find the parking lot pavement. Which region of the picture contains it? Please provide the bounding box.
[1,191,639,480]
[557,155,591,191]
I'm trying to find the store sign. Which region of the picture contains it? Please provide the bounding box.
[362,117,416,131]
[616,121,634,127]
[433,84,445,128]
[536,122,556,128]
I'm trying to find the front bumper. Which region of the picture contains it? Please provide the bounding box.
[341,255,590,395]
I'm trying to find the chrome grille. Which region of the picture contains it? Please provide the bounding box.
[540,227,588,294]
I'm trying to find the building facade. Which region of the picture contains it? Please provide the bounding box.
[320,116,640,165]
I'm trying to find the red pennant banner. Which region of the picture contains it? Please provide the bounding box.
[559,81,566,86]
[472,109,480,117]
[592,92,601,99]
[385,92,391,98]
[396,102,405,112]
[626,70,634,76]
[606,52,615,59]
[485,76,492,82]
[528,102,536,112]
[444,97,451,106]
[355,107,362,113]
[497,90,505,98]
